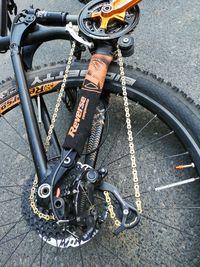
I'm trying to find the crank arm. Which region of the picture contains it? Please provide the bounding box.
[110,0,141,13]
[98,182,140,235]
[91,0,142,29]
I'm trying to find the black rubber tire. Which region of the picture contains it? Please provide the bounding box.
[78,0,91,4]
[0,61,200,266]
[1,60,200,173]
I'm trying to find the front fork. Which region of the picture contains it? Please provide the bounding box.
[10,9,113,183]
[10,12,47,179]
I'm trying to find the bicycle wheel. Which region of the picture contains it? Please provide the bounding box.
[0,61,200,266]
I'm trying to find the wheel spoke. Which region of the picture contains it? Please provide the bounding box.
[155,177,200,191]
[100,104,139,168]
[95,239,130,266]
[0,196,20,204]
[39,235,43,267]
[2,230,30,267]
[0,216,23,243]
[0,113,28,145]
[92,239,104,267]
[139,176,200,195]
[105,131,174,167]
[30,237,47,267]
[137,130,174,151]
[0,184,24,188]
[0,138,32,162]
[108,151,189,173]
[0,219,23,229]
[144,151,189,165]
[0,231,31,247]
[135,230,189,266]
[79,245,84,267]
[141,213,197,238]
[0,187,21,197]
[49,247,59,267]
[134,114,157,138]
[144,206,200,210]
[128,237,167,266]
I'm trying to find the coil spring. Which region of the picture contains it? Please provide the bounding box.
[86,108,105,165]
[79,187,87,214]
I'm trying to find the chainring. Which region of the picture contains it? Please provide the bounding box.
[78,0,140,40]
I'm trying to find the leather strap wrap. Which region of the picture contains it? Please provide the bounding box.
[63,53,113,155]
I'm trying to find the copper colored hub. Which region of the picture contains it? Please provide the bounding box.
[91,0,142,29]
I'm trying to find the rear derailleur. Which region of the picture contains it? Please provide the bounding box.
[36,153,140,239]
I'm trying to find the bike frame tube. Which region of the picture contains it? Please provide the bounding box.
[0,12,78,52]
[0,0,8,36]
[1,12,78,179]
[11,44,47,178]
[0,25,71,52]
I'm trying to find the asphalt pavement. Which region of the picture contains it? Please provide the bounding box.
[0,0,200,102]
[0,1,200,266]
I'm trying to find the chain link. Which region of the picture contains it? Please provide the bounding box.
[29,174,55,221]
[29,42,76,221]
[117,46,142,214]
[103,47,142,230]
[44,41,76,152]
[103,191,121,227]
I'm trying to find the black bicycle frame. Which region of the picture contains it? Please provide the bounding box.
[0,0,8,36]
[0,0,18,37]
[0,9,78,179]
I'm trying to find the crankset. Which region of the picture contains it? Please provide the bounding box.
[78,0,140,40]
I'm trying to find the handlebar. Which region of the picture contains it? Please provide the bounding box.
[0,12,78,52]
[36,11,78,26]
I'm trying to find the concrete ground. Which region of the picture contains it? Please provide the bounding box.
[0,1,200,266]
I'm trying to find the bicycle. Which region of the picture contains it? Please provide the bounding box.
[0,0,200,266]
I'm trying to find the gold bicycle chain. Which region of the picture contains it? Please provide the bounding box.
[29,41,142,227]
[103,191,121,227]
[103,47,142,229]
[117,46,142,214]
[29,174,55,221]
